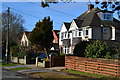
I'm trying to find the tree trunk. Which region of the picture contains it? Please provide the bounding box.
[44,48,49,60]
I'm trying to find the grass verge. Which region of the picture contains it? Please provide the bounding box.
[64,69,120,80]
[10,67,32,70]
[27,72,81,80]
[1,63,17,67]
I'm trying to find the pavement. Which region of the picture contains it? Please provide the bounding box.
[3,64,67,75]
[2,63,104,80]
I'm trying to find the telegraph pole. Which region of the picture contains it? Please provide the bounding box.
[6,7,10,64]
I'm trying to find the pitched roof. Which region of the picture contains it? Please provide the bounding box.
[73,19,83,28]
[76,7,120,28]
[53,30,60,38]
[63,22,71,30]
[24,31,31,37]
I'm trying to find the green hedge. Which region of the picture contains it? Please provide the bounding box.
[11,46,19,57]
[18,50,32,59]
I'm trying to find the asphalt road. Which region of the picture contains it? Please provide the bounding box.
[2,68,40,80]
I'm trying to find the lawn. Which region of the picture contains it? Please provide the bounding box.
[1,63,17,67]
[10,67,32,70]
[27,72,82,80]
[63,69,120,80]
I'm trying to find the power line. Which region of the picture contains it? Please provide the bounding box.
[27,2,77,17]
[2,4,62,25]
[2,4,42,19]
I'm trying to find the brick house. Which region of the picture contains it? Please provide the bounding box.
[51,30,60,52]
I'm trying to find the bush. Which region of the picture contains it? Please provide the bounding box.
[18,50,32,59]
[11,46,19,57]
[85,40,110,58]
[73,41,90,57]
[59,53,66,56]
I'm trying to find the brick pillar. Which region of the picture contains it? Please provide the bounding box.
[24,56,27,65]
[36,57,38,67]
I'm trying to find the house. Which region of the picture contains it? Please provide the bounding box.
[59,4,120,54]
[21,30,60,51]
[50,30,60,52]
[20,31,31,50]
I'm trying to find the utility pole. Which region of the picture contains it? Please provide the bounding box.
[6,7,10,64]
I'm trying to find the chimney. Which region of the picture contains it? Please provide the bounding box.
[88,4,94,11]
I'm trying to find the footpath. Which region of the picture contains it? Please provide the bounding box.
[3,64,107,80]
[3,64,66,74]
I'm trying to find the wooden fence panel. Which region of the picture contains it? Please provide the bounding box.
[65,56,120,78]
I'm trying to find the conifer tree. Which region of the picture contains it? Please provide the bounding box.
[29,16,53,59]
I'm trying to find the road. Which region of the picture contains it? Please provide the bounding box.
[2,68,40,80]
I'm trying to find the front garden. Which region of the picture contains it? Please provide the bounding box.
[65,40,120,78]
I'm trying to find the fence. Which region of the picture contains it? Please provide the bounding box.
[50,55,65,67]
[65,56,120,78]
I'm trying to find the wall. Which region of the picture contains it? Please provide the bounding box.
[11,56,27,64]
[65,56,120,78]
[92,27,102,40]
[103,27,111,40]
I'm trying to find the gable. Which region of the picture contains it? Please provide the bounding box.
[53,31,58,39]
[69,20,78,31]
[60,23,68,32]
[21,32,29,42]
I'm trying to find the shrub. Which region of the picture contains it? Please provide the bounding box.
[85,40,109,58]
[59,53,66,56]
[73,41,90,57]
[11,46,19,57]
[18,50,32,59]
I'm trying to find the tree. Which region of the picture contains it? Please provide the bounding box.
[41,0,74,8]
[2,11,25,59]
[73,41,90,57]
[2,11,25,46]
[85,40,109,58]
[29,16,53,59]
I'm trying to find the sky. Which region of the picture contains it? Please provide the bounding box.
[1,1,119,31]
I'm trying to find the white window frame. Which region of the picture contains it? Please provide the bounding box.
[83,28,89,36]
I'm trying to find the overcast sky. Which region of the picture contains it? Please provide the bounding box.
[2,1,119,31]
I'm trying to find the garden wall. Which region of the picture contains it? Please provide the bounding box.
[65,56,120,78]
[11,56,27,64]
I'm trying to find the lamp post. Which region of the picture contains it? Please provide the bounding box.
[6,7,10,64]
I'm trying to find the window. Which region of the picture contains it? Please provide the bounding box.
[61,32,64,39]
[64,32,67,38]
[86,30,88,35]
[68,33,70,38]
[73,30,75,37]
[75,30,77,36]
[78,31,81,36]
[103,28,107,33]
[103,13,112,20]
[64,46,69,54]
[83,29,89,36]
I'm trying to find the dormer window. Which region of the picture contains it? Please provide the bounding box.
[103,13,113,21]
